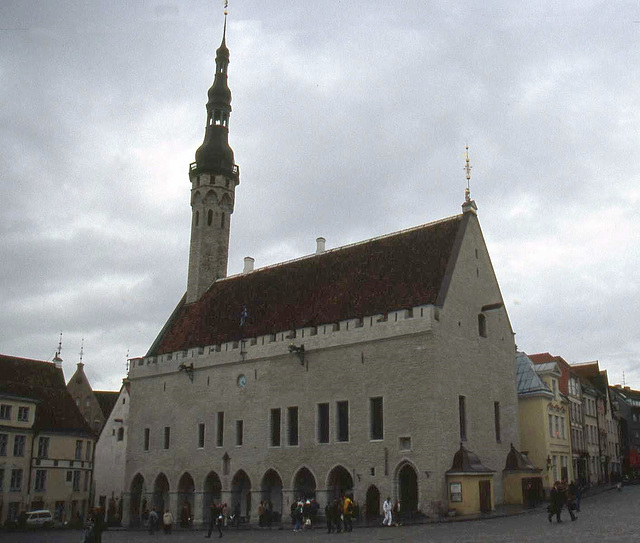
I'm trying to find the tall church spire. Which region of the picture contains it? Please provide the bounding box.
[187,9,240,303]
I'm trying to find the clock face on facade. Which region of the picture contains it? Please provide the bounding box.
[237,374,247,388]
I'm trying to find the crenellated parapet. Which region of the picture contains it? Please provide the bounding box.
[129,304,440,379]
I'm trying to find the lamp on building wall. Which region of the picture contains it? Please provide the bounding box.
[288,343,305,366]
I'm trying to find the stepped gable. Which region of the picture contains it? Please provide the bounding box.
[94,391,119,419]
[151,214,465,356]
[0,354,93,436]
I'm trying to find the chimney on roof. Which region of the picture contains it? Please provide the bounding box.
[316,237,326,254]
[243,256,254,274]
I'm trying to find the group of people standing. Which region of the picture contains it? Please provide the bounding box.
[323,495,356,533]
[145,508,174,535]
[290,497,320,531]
[205,502,242,538]
[548,480,579,523]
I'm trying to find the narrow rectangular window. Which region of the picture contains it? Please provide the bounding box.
[84,471,89,491]
[17,406,29,422]
[217,412,224,447]
[288,406,299,446]
[336,401,349,442]
[0,468,4,491]
[198,423,206,449]
[85,441,92,461]
[10,469,22,492]
[0,405,11,420]
[144,428,150,451]
[38,437,50,458]
[494,401,501,442]
[75,440,83,460]
[34,470,47,492]
[235,420,243,446]
[72,470,81,491]
[548,414,553,438]
[13,435,26,457]
[318,403,329,444]
[459,396,467,442]
[270,409,281,447]
[0,434,8,456]
[164,427,170,450]
[370,397,384,440]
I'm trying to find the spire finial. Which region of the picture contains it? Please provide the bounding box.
[223,1,228,40]
[56,331,63,358]
[464,145,472,203]
[52,332,63,367]
[79,338,84,364]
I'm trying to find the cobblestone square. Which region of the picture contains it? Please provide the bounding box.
[2,485,638,543]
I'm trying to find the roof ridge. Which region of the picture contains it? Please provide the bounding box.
[218,214,463,282]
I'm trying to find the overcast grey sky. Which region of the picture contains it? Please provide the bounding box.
[1,1,638,391]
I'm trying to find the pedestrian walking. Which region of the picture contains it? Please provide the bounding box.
[333,498,343,533]
[565,481,577,522]
[147,509,159,535]
[548,481,564,523]
[325,502,334,533]
[382,496,393,527]
[206,502,224,538]
[342,494,354,532]
[163,510,173,534]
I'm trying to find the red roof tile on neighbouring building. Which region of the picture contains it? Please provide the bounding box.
[0,354,93,436]
[530,352,572,395]
[149,214,466,355]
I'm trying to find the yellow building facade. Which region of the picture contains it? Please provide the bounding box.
[0,355,95,526]
[517,353,573,494]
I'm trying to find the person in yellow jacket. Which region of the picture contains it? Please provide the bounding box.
[342,495,354,532]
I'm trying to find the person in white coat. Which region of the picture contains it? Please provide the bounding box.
[382,497,393,526]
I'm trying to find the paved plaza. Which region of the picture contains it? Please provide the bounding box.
[2,485,639,542]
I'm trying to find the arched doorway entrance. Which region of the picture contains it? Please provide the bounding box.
[129,474,146,526]
[365,485,380,521]
[327,465,354,499]
[203,472,222,524]
[153,473,170,514]
[397,463,418,516]
[177,472,195,527]
[261,469,283,516]
[231,470,252,519]
[292,467,316,500]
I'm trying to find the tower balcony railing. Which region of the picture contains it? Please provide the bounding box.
[189,162,239,178]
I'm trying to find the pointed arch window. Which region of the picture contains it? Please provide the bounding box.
[195,211,199,227]
[208,209,213,226]
[220,212,226,229]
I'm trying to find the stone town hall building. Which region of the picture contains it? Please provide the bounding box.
[123,15,520,526]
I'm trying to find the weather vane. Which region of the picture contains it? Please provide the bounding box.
[464,145,472,202]
[224,0,229,15]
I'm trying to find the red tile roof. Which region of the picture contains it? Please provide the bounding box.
[0,354,93,436]
[530,352,572,395]
[149,214,466,355]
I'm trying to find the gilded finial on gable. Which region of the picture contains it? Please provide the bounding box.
[464,145,472,203]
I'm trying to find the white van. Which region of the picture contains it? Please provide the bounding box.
[24,510,54,528]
